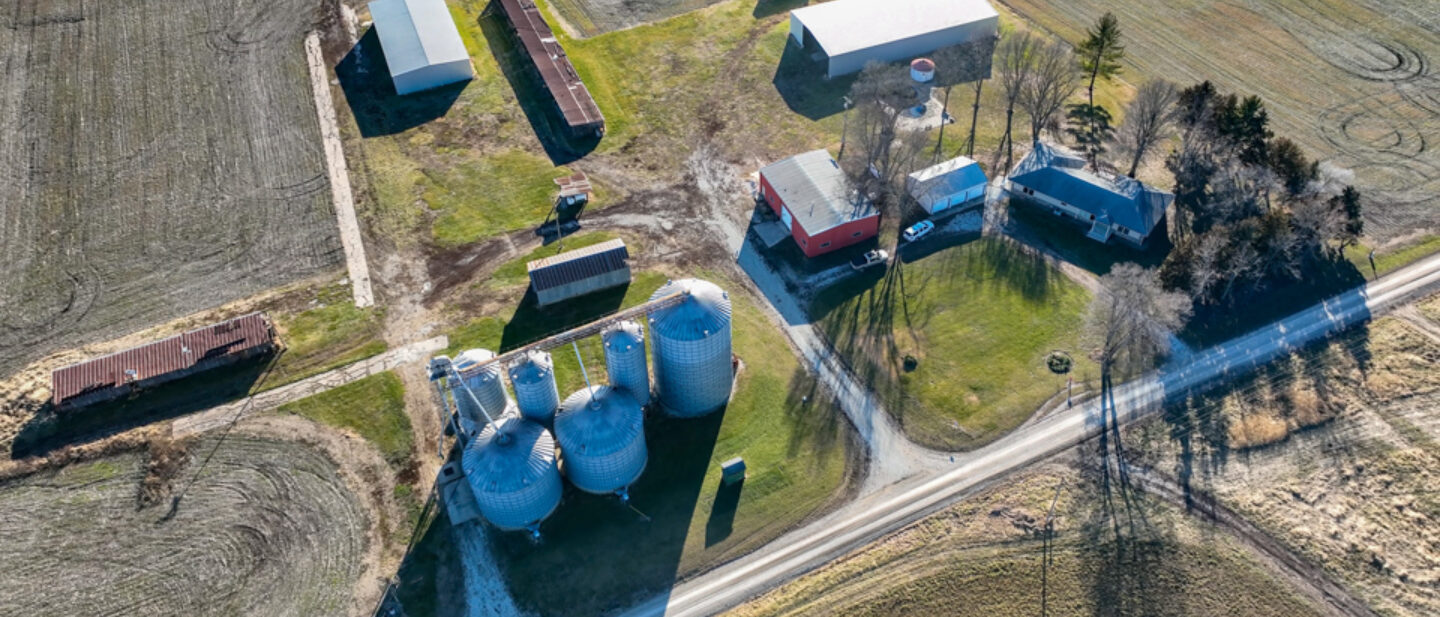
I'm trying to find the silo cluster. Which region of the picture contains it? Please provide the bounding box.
[509,349,560,425]
[554,386,647,495]
[647,279,734,417]
[461,414,563,532]
[602,320,649,403]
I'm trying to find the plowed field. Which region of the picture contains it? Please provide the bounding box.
[0,436,366,616]
[0,0,342,377]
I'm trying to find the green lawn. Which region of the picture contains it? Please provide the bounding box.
[1347,234,1440,278]
[814,237,1096,451]
[275,372,413,470]
[268,285,387,388]
[445,271,857,616]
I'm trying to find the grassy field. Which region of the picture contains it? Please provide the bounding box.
[0,0,342,379]
[814,237,1096,451]
[1348,234,1440,278]
[1136,314,1440,616]
[728,466,1325,617]
[267,283,388,388]
[275,371,413,470]
[0,437,367,615]
[436,270,858,616]
[998,0,1440,241]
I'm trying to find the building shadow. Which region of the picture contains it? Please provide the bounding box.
[499,284,631,353]
[477,4,598,165]
[10,354,274,459]
[753,0,810,18]
[1006,198,1171,275]
[772,39,855,120]
[490,407,728,616]
[705,478,743,547]
[335,28,467,138]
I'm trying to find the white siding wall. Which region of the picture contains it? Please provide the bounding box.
[393,58,474,95]
[826,16,997,77]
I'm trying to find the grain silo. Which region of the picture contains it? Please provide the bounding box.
[452,349,512,434]
[554,385,647,495]
[602,320,649,403]
[647,279,733,417]
[461,415,563,532]
[509,349,560,425]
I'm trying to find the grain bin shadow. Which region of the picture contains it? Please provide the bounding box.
[489,407,727,616]
[477,5,598,165]
[335,28,466,138]
[10,355,273,459]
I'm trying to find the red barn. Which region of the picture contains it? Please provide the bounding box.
[759,150,879,257]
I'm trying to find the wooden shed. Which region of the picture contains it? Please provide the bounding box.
[528,239,631,306]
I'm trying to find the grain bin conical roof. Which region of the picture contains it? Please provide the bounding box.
[647,279,731,341]
[554,385,647,493]
[461,415,562,531]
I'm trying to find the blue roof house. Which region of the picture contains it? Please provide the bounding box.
[1007,142,1172,247]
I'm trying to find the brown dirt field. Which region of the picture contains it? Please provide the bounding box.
[998,0,1440,240]
[0,434,368,617]
[0,0,345,380]
[1137,315,1440,617]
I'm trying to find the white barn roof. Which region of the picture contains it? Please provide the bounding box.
[760,149,877,234]
[790,0,999,58]
[369,0,470,77]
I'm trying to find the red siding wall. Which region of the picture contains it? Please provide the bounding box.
[758,173,879,257]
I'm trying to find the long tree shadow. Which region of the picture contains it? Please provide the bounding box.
[490,406,727,616]
[10,354,274,459]
[1077,424,1175,617]
[477,3,598,165]
[335,28,467,137]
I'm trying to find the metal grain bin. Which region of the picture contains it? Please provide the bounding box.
[452,349,512,434]
[554,386,647,494]
[647,279,733,417]
[602,320,649,403]
[509,349,560,425]
[461,415,563,532]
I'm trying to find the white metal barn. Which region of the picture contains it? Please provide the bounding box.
[369,0,474,95]
[907,156,989,214]
[788,0,999,78]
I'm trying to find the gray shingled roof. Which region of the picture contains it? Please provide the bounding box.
[907,156,988,203]
[760,150,877,234]
[1010,142,1172,235]
[527,239,629,292]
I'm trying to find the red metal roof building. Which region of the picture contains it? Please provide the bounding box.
[51,313,278,410]
[758,150,879,257]
[496,0,605,139]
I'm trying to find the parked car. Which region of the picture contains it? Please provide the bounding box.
[902,220,935,243]
[850,249,889,271]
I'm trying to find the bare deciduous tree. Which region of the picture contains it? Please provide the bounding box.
[931,39,996,160]
[845,63,914,200]
[1115,79,1180,178]
[995,31,1037,171]
[1019,39,1079,145]
[1089,263,1192,382]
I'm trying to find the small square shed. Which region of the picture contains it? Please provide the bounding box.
[528,239,632,306]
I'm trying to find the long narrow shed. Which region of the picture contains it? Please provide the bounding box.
[369,0,475,95]
[496,0,605,138]
[51,313,277,410]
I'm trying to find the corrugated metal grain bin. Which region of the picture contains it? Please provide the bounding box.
[647,279,733,417]
[461,415,563,532]
[509,349,560,425]
[602,320,649,404]
[554,386,647,495]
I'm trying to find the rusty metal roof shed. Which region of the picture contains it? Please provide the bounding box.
[51,313,275,407]
[527,239,629,292]
[497,0,605,133]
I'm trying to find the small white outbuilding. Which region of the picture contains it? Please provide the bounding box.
[907,156,988,214]
[369,0,474,95]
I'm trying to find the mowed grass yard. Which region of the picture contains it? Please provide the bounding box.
[814,237,1096,451]
[274,371,412,470]
[442,270,857,616]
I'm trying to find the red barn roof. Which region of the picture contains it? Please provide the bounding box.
[51,313,275,407]
[497,0,604,132]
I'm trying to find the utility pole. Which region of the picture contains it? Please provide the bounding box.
[1040,479,1063,617]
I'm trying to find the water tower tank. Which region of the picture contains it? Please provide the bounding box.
[554,385,647,494]
[509,349,560,424]
[602,320,649,403]
[647,279,733,417]
[461,415,563,531]
[452,349,513,434]
[910,57,936,83]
